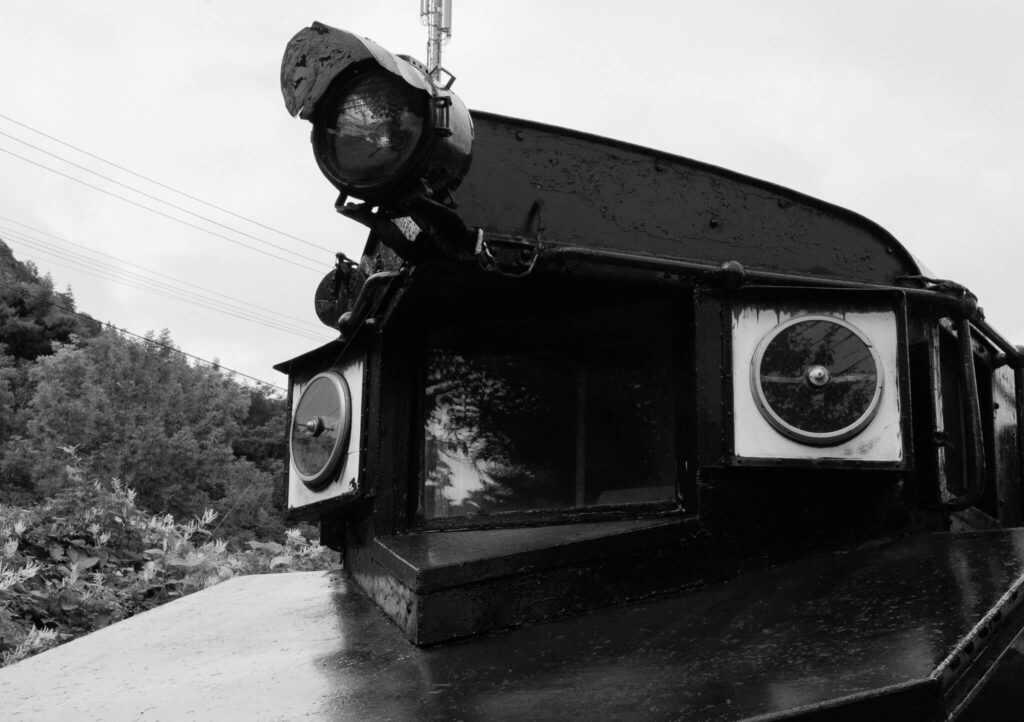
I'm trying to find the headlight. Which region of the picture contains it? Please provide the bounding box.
[312,69,428,193]
[282,23,474,204]
[751,315,883,446]
[290,371,352,490]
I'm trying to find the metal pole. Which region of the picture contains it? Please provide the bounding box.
[421,0,452,80]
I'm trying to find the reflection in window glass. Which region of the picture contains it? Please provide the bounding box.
[755,317,881,443]
[422,303,676,519]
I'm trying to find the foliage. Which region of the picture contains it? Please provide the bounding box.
[0,240,100,362]
[0,452,332,668]
[0,242,319,668]
[4,328,288,543]
[0,242,293,543]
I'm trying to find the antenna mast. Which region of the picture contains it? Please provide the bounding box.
[420,0,452,81]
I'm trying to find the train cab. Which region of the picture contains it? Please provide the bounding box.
[273,22,1024,720]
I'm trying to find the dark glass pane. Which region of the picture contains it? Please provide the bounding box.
[423,303,676,519]
[424,351,576,517]
[324,71,424,184]
[292,375,346,479]
[758,319,879,435]
[583,345,677,505]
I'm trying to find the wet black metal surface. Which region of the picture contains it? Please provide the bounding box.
[455,113,921,286]
[323,530,1024,720]
[375,518,684,592]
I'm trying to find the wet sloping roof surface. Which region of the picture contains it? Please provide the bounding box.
[3,530,1024,720]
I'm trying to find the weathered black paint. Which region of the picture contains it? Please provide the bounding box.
[453,113,921,285]
[272,26,1024,719]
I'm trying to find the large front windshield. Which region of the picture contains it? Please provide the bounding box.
[422,301,677,520]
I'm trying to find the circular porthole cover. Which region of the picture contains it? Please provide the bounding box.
[751,315,883,446]
[290,371,352,490]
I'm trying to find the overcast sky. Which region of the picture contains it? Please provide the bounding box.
[1,1,1021,388]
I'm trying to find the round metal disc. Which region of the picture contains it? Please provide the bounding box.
[290,371,352,490]
[751,315,883,446]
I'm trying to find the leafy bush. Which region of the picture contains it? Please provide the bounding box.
[0,451,333,667]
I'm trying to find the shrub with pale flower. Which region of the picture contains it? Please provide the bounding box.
[0,452,333,668]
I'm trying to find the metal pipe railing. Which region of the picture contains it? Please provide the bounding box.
[943,318,988,511]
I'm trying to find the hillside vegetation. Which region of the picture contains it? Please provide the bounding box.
[0,240,329,666]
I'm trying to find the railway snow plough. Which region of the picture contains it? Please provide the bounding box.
[272,22,1024,720]
[4,19,1024,721]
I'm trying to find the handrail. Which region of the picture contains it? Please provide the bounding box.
[943,317,988,511]
[530,242,1024,368]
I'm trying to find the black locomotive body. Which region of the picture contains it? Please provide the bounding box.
[274,22,1024,720]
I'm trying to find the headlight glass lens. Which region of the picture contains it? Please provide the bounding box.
[290,372,351,489]
[316,69,425,187]
[753,316,882,445]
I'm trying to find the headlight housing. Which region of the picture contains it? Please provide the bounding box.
[282,23,473,204]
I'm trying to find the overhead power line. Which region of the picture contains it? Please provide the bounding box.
[0,129,331,266]
[0,146,326,275]
[0,112,334,256]
[0,217,329,338]
[4,238,328,343]
[0,228,327,339]
[0,277,286,391]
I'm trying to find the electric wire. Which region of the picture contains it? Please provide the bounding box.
[5,241,328,343]
[0,219,328,336]
[3,247,327,342]
[0,130,331,267]
[0,277,286,390]
[208,475,262,538]
[0,146,326,274]
[0,113,333,255]
[1,227,327,338]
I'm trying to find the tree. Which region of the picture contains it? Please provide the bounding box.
[21,329,269,524]
[0,240,100,362]
[0,241,291,544]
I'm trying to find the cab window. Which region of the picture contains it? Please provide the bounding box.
[421,299,678,521]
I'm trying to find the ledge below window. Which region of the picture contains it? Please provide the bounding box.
[347,515,706,645]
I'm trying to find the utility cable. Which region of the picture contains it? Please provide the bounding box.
[0,129,330,266]
[0,220,327,336]
[0,113,333,254]
[0,277,286,390]
[208,475,262,539]
[4,241,328,342]
[0,146,326,275]
[8,248,328,342]
[1,227,325,336]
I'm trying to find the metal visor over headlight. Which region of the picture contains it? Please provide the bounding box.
[281,23,474,204]
[751,316,883,446]
[312,69,428,196]
[289,371,352,490]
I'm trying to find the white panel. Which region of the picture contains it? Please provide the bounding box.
[287,356,365,510]
[732,306,902,462]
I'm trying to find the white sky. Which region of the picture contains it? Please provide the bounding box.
[1,1,1021,388]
